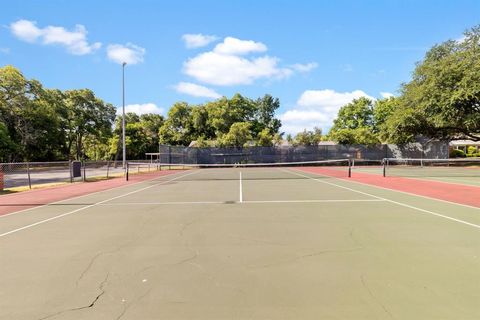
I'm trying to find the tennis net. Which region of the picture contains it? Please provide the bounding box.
[125,159,352,181]
[382,158,480,177]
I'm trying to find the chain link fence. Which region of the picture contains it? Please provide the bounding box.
[0,161,126,191]
[0,141,449,191]
[158,141,449,165]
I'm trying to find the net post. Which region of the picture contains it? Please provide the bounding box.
[125,162,129,181]
[348,159,352,178]
[382,158,386,177]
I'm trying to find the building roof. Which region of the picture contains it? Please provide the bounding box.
[449,140,480,146]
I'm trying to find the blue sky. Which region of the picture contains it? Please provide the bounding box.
[1,0,479,134]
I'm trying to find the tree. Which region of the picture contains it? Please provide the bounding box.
[373,96,399,142]
[64,89,116,160]
[139,113,164,153]
[252,94,282,136]
[218,122,252,147]
[256,128,274,147]
[328,97,380,145]
[293,127,322,146]
[385,25,480,142]
[0,122,16,162]
[0,66,67,160]
[159,102,193,146]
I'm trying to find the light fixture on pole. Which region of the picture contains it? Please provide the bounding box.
[122,62,127,169]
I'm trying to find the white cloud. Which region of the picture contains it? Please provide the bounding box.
[213,37,267,55]
[175,82,221,99]
[10,20,42,42]
[184,52,286,86]
[279,89,374,134]
[107,43,145,65]
[182,34,218,48]
[380,92,394,98]
[117,103,163,115]
[10,19,101,55]
[291,62,318,73]
[0,48,10,54]
[182,36,314,86]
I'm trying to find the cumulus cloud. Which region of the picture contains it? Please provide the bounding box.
[107,43,145,65]
[182,33,218,48]
[291,62,318,73]
[117,103,163,115]
[10,19,101,55]
[183,36,315,86]
[175,82,221,99]
[213,37,267,55]
[380,92,394,98]
[279,89,374,134]
[184,52,286,86]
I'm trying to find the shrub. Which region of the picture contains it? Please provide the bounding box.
[450,149,466,158]
[467,146,477,155]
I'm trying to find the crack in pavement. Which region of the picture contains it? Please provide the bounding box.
[76,215,153,286]
[247,247,363,269]
[115,287,152,320]
[361,275,394,319]
[228,234,287,246]
[39,273,110,320]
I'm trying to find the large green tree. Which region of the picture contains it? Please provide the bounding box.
[384,26,480,143]
[64,89,116,160]
[328,97,380,145]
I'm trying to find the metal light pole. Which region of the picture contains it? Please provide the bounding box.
[122,62,127,169]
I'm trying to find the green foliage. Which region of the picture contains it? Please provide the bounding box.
[157,93,282,147]
[450,149,467,158]
[64,89,116,160]
[467,146,477,155]
[0,122,16,162]
[292,127,322,146]
[218,122,252,147]
[385,25,480,142]
[328,98,381,145]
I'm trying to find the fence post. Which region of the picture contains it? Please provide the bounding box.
[27,162,32,189]
[125,162,129,181]
[69,161,73,183]
[82,162,86,182]
[0,164,4,191]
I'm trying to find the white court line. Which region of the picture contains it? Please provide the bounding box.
[97,199,386,206]
[0,170,192,219]
[0,170,200,238]
[352,170,480,210]
[239,172,243,203]
[244,199,385,204]
[99,201,227,205]
[283,169,480,231]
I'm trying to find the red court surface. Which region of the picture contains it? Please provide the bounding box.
[300,167,480,208]
[0,171,179,216]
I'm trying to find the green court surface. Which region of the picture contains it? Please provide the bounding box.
[1,168,480,319]
[353,165,480,187]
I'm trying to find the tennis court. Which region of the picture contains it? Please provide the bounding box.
[353,158,480,187]
[1,163,480,319]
